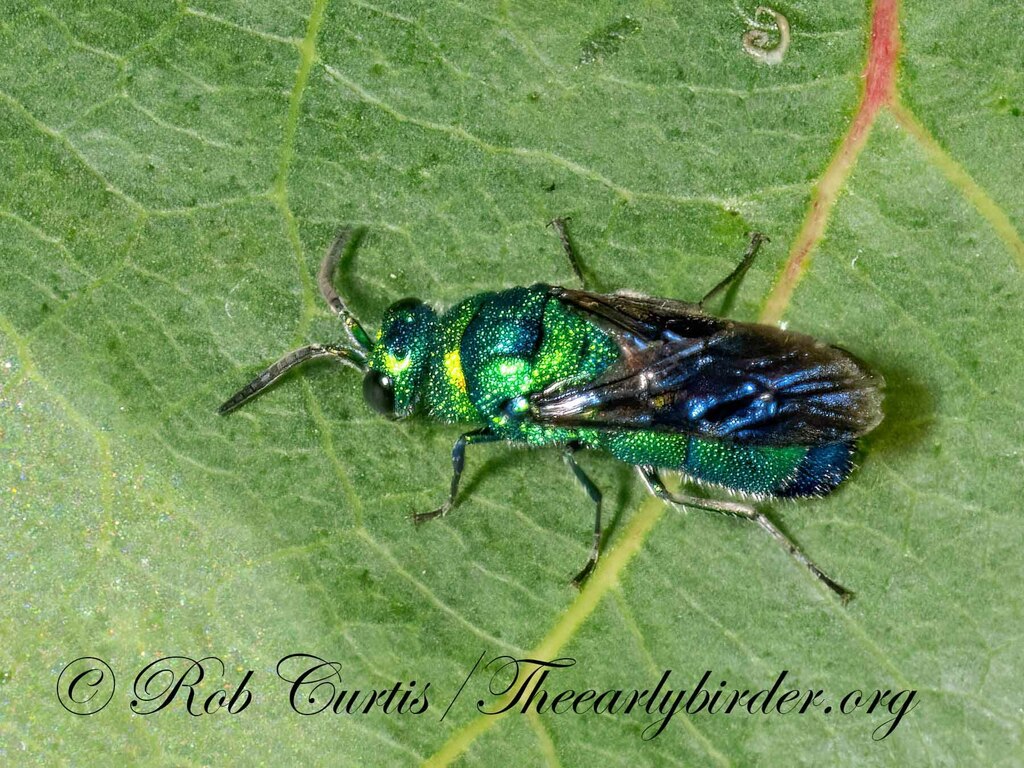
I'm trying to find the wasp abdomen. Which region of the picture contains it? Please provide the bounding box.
[594,430,856,499]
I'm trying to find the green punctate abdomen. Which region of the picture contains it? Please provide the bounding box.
[592,430,857,498]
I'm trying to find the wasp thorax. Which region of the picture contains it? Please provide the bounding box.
[364,298,438,419]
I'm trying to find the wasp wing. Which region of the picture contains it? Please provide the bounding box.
[533,288,884,446]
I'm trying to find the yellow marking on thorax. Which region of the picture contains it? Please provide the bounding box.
[444,348,466,392]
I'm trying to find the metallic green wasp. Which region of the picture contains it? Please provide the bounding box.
[220,222,883,599]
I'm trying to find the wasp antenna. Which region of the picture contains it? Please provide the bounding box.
[218,343,366,415]
[318,227,373,351]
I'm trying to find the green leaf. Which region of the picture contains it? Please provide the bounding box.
[2,0,1022,764]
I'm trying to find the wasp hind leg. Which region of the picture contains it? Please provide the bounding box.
[638,466,852,602]
[563,445,603,587]
[699,232,768,310]
[413,429,500,524]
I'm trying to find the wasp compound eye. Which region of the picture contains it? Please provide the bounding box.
[363,370,396,418]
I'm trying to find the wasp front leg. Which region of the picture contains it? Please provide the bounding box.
[414,429,499,524]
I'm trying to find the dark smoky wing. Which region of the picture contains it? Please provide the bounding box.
[550,287,724,342]
[537,290,883,445]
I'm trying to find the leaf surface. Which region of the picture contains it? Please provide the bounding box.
[2,1,1022,764]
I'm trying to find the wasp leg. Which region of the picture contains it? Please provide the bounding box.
[638,466,852,603]
[563,446,603,587]
[548,217,590,290]
[318,227,373,351]
[219,344,365,415]
[699,232,768,309]
[414,429,499,524]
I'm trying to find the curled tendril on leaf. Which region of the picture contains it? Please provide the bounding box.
[742,6,790,65]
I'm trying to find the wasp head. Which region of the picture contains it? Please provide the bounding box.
[364,298,437,419]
